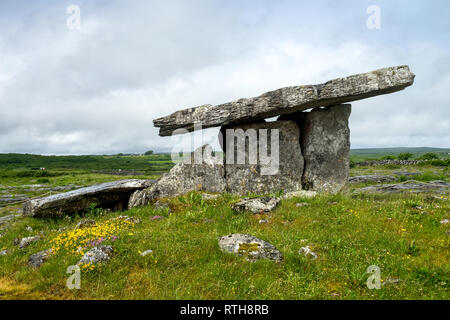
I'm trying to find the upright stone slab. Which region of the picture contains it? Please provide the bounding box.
[129,145,225,208]
[221,121,304,195]
[280,104,351,193]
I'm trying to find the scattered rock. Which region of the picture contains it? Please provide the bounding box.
[140,249,153,257]
[299,246,318,259]
[75,219,96,229]
[153,201,171,213]
[282,190,317,200]
[223,121,304,195]
[0,214,21,226]
[258,219,269,225]
[349,175,397,183]
[440,219,449,225]
[28,249,53,268]
[393,171,421,177]
[218,234,283,262]
[23,179,154,217]
[114,215,141,224]
[201,193,220,201]
[232,197,280,214]
[77,246,113,265]
[296,202,310,208]
[382,277,402,286]
[356,180,450,194]
[18,236,41,249]
[0,250,7,256]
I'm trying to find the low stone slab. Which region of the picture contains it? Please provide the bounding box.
[393,171,422,177]
[0,194,28,204]
[23,179,154,217]
[349,175,398,183]
[154,65,414,136]
[218,234,283,262]
[356,180,450,194]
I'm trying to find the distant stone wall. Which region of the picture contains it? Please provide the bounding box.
[355,160,425,167]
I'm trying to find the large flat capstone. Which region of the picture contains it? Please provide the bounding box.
[23,179,154,217]
[154,65,414,136]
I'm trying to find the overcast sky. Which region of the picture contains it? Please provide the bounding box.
[0,0,449,154]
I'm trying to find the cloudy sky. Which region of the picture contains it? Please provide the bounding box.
[0,0,449,154]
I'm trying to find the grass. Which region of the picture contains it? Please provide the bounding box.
[0,188,449,300]
[0,158,449,300]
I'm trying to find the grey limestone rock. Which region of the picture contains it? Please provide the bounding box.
[218,234,283,262]
[23,179,153,217]
[77,245,114,265]
[28,249,53,268]
[232,197,280,214]
[280,104,351,193]
[222,121,304,195]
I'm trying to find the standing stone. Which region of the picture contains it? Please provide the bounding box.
[279,104,351,193]
[221,121,304,195]
[129,145,226,208]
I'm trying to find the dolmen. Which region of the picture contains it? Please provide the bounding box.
[22,66,415,216]
[129,65,415,207]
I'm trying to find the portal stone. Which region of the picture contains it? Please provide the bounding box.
[221,121,304,195]
[279,104,351,193]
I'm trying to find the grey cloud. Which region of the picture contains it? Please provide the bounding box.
[0,0,448,154]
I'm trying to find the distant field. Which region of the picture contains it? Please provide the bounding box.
[0,153,175,176]
[1,147,449,172]
[350,147,450,162]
